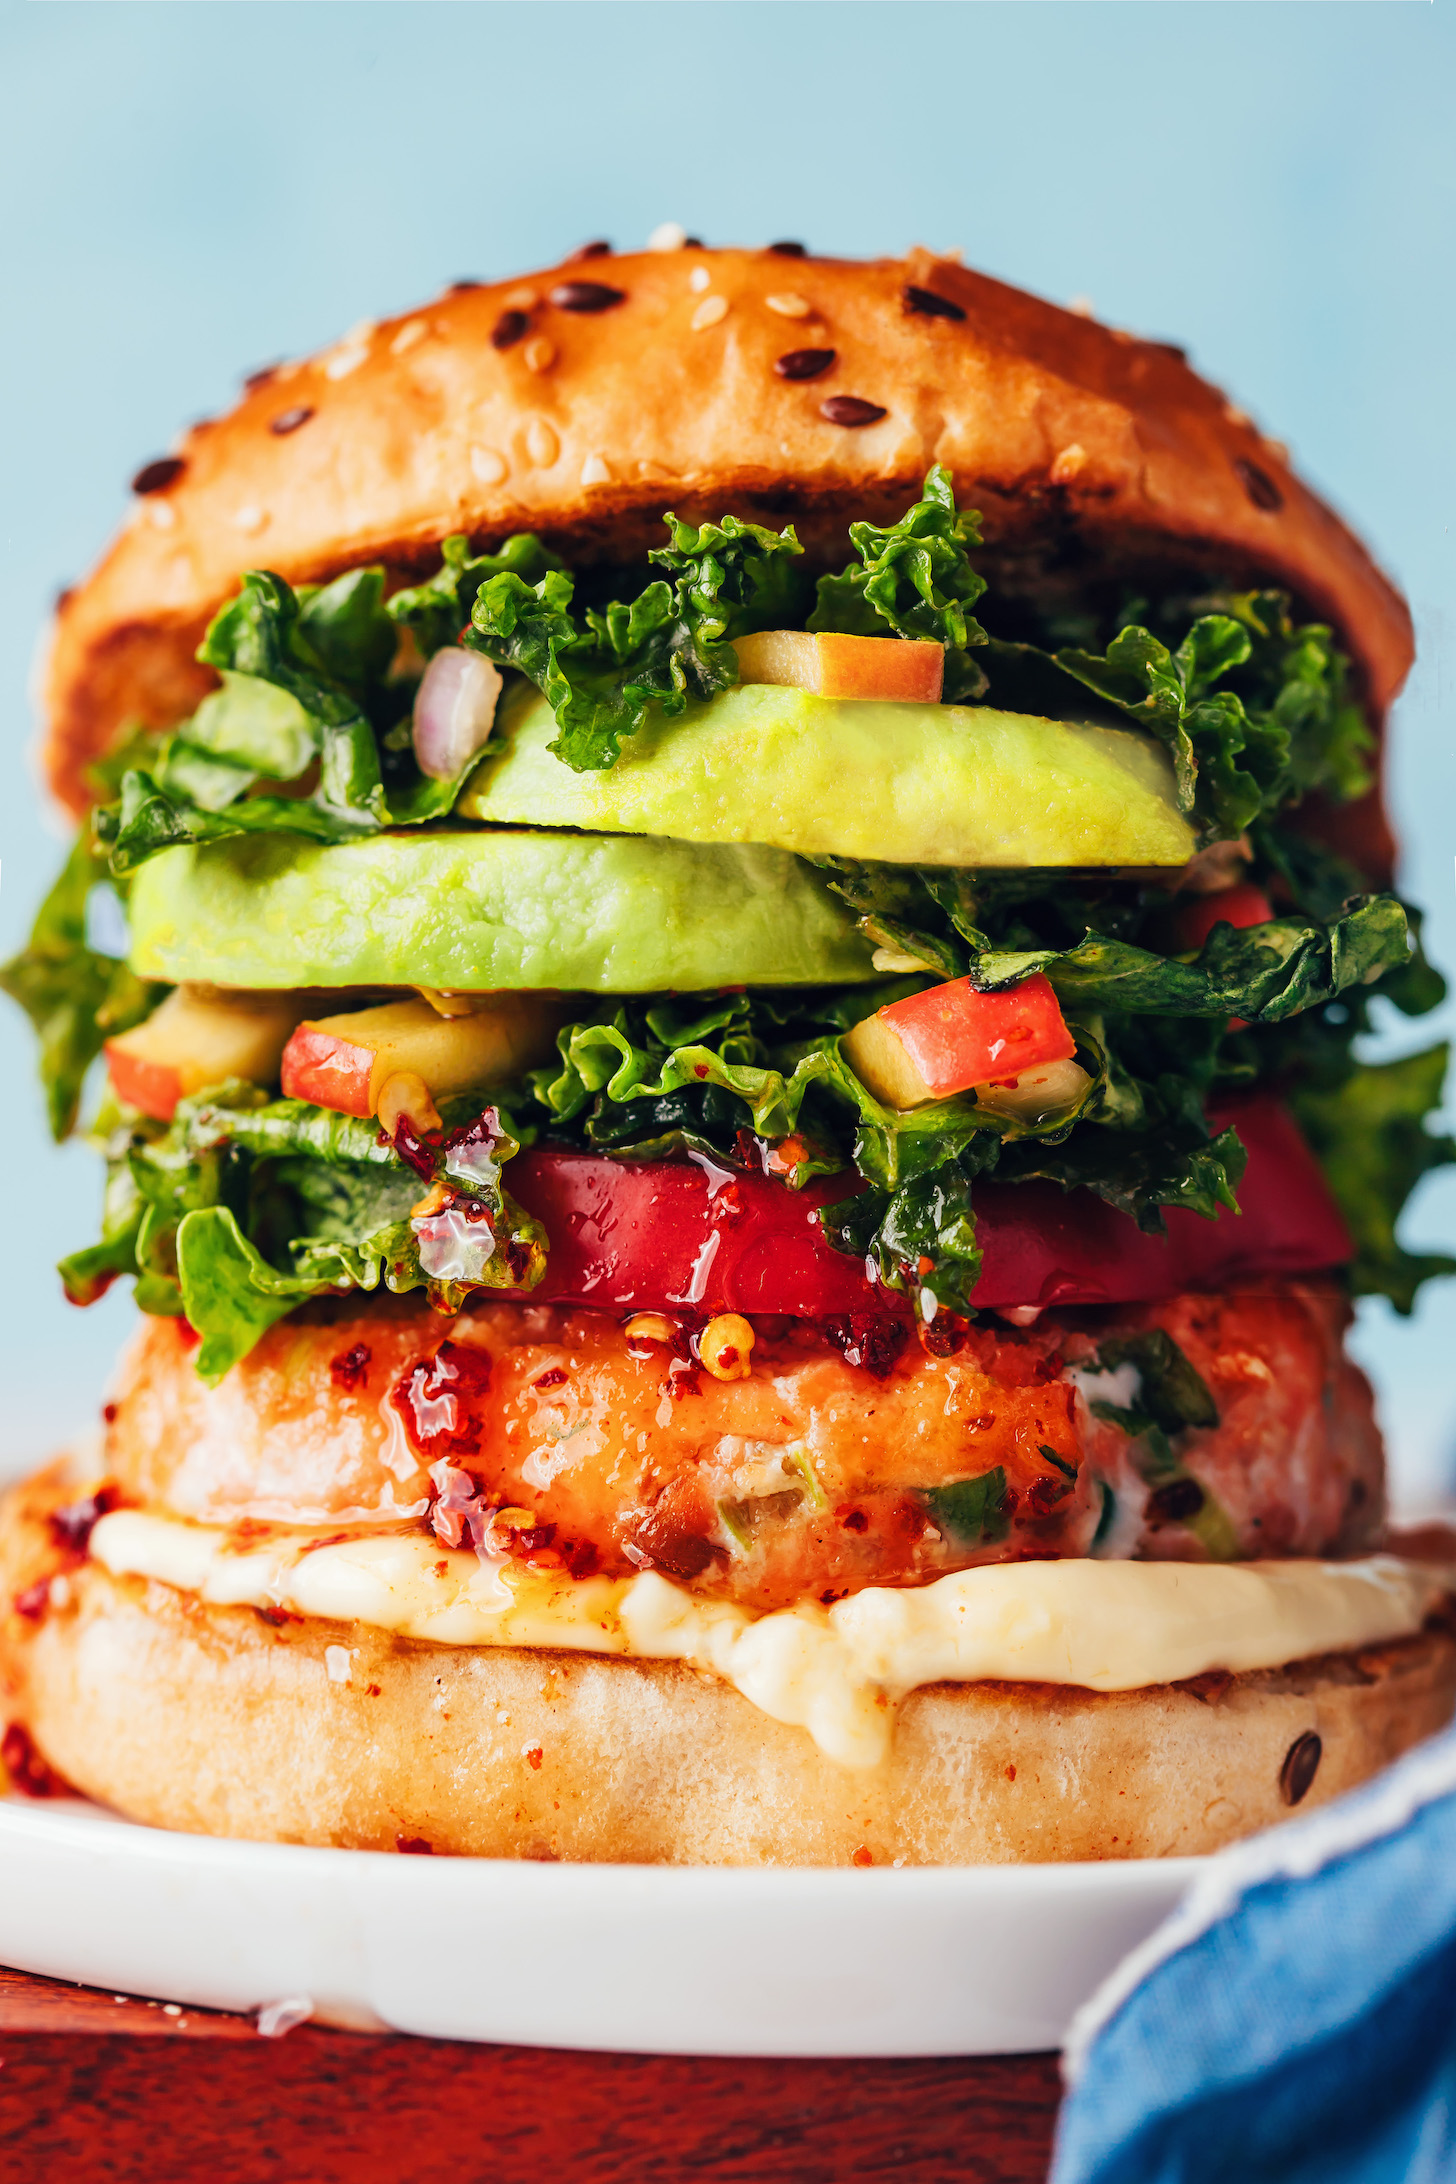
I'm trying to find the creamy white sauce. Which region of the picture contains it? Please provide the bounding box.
[89,1510,1448,1772]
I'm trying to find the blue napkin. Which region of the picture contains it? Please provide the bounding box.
[1052,1721,1456,2184]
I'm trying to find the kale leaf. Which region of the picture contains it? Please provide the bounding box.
[0,834,161,1138]
[810,466,989,700]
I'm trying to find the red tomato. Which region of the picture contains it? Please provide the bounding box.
[1177,883,1275,954]
[504,1096,1350,1320]
[877,970,1075,1096]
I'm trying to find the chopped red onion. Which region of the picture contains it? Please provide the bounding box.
[412,647,502,781]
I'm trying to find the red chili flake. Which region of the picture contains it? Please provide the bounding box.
[511,1523,557,1556]
[532,1367,569,1390]
[269,405,315,437]
[839,1506,869,1534]
[254,1605,299,1629]
[102,1402,118,1425]
[48,1484,121,1558]
[918,1315,967,1360]
[1005,1764,1017,1782]
[491,308,529,350]
[1233,457,1283,511]
[852,1845,874,1868]
[131,456,185,495]
[820,1315,909,1380]
[176,1320,202,1351]
[395,1835,434,1855]
[1,1723,69,1799]
[504,1236,537,1285]
[820,396,887,428]
[768,240,807,257]
[903,284,966,322]
[565,1538,600,1580]
[391,1115,437,1182]
[1146,1477,1205,1523]
[1027,1474,1071,1516]
[775,347,836,381]
[523,1745,544,1772]
[627,1510,715,1580]
[367,1683,382,1697]
[566,240,612,261]
[550,280,626,313]
[392,1340,494,1458]
[12,1579,52,1622]
[330,1342,371,1393]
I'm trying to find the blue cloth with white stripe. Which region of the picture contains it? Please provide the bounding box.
[1052,1722,1456,2184]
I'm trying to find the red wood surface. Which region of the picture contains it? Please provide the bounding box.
[0,1964,1060,2183]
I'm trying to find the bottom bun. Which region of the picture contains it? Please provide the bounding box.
[6,1557,1454,1864]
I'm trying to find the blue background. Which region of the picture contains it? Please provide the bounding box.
[1,1,1452,1499]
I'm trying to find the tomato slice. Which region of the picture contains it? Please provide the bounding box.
[504,1095,1350,1320]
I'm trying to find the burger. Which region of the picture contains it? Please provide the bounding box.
[2,242,1452,1864]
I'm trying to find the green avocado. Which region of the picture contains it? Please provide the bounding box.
[458,684,1196,869]
[125,829,878,993]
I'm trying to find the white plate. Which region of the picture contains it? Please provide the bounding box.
[0,1796,1199,2054]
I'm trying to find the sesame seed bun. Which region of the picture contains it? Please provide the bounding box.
[44,245,1410,878]
[4,1537,1453,1864]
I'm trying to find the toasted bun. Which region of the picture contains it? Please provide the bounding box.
[4,1495,1452,1864]
[45,246,1410,876]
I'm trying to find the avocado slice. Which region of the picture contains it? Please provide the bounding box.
[458,685,1196,869]
[125,829,879,993]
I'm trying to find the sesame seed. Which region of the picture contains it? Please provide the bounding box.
[131,456,185,495]
[145,499,177,530]
[324,344,369,381]
[764,292,811,319]
[325,1645,353,1685]
[269,406,314,437]
[580,452,613,487]
[1223,401,1251,427]
[550,279,625,312]
[390,320,427,355]
[523,335,556,373]
[525,417,560,467]
[903,284,965,322]
[688,265,712,293]
[492,308,529,350]
[691,294,729,331]
[820,395,887,428]
[162,2004,181,2017]
[231,505,267,533]
[774,347,835,381]
[1068,295,1095,318]
[1049,443,1087,484]
[503,285,538,311]
[470,446,508,484]
[648,221,688,251]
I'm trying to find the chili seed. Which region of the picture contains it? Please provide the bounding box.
[775,347,836,381]
[903,284,966,322]
[820,396,887,428]
[1234,457,1284,511]
[769,240,807,256]
[491,309,529,350]
[1279,1730,1322,1806]
[550,280,627,313]
[269,406,314,437]
[131,456,185,495]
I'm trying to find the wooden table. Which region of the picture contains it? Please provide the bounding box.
[0,1964,1061,2182]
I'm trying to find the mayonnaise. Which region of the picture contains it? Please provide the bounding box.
[89,1510,1448,1771]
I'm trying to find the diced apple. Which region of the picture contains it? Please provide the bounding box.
[734,629,944,704]
[972,1057,1093,1126]
[280,995,563,1118]
[842,972,1076,1110]
[1175,882,1274,953]
[105,988,309,1122]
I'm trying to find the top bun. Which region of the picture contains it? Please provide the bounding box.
[43,244,1411,873]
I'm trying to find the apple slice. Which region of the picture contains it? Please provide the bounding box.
[106,988,309,1122]
[281,995,563,1118]
[972,1057,1093,1126]
[843,972,1076,1110]
[734,629,944,704]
